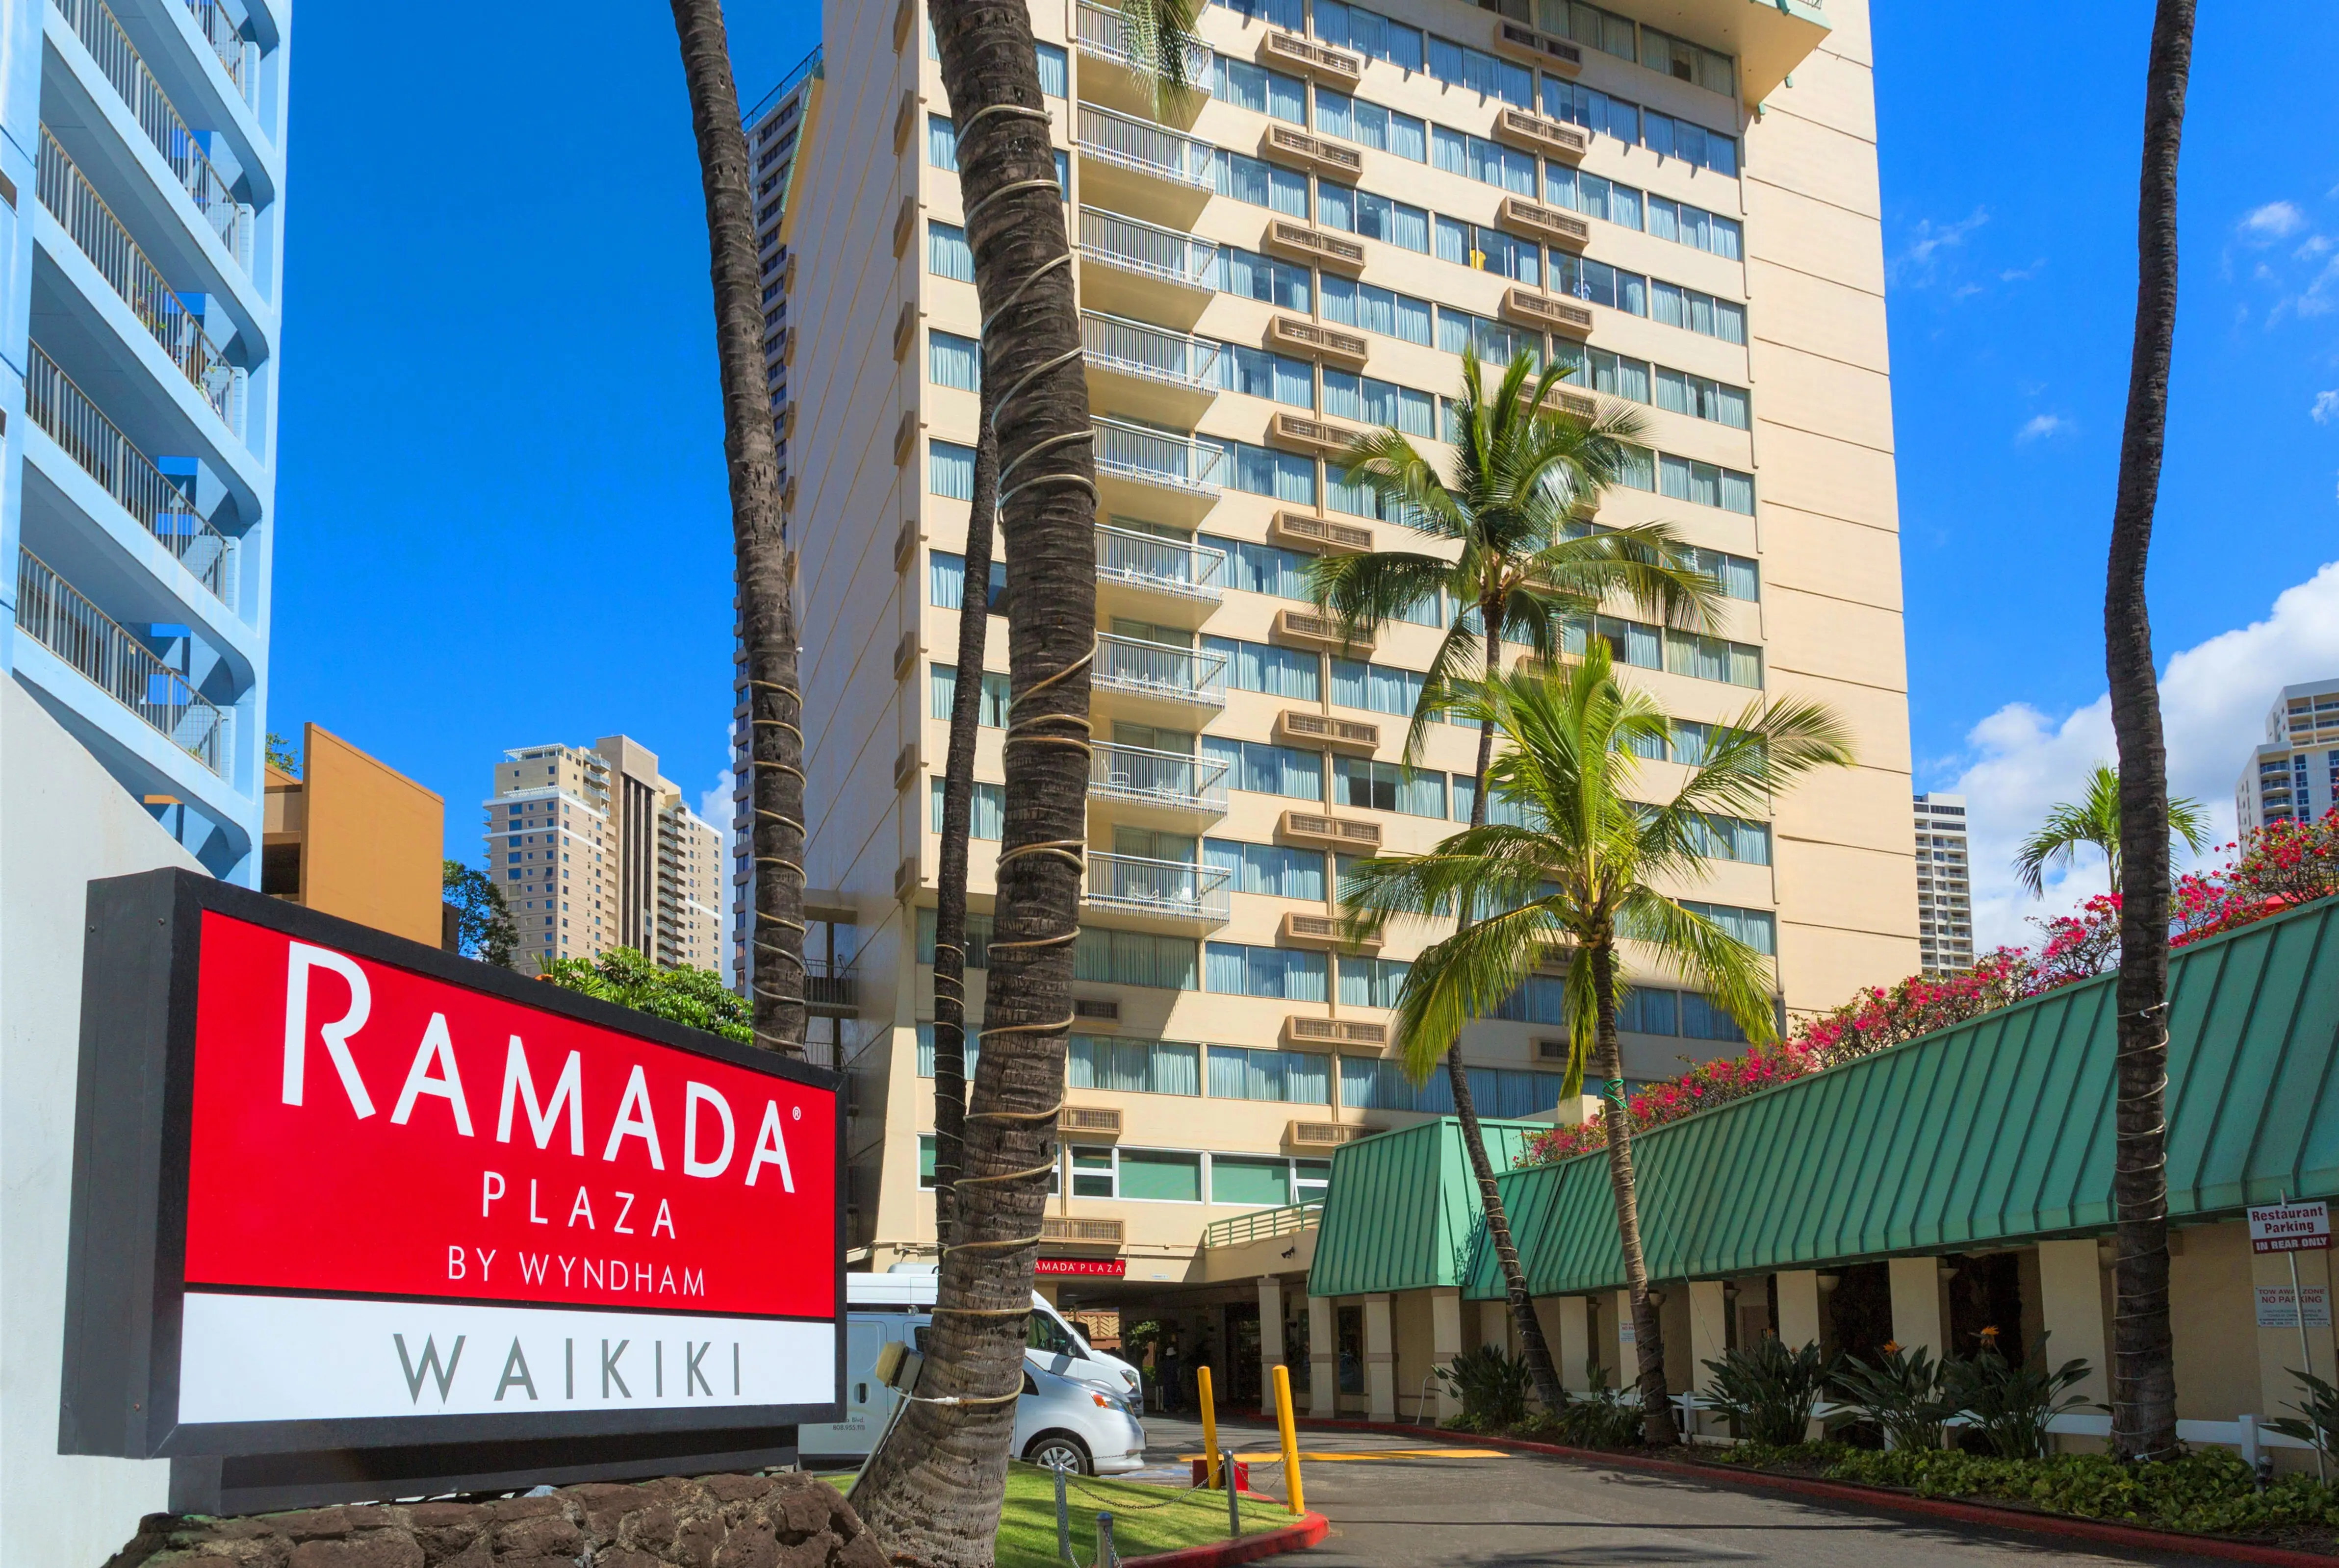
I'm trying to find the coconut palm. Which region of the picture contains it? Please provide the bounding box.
[852,4,1202,1561]
[1309,347,1722,1412]
[1340,647,1854,1442]
[2013,762,2210,898]
[668,0,806,1055]
[2102,0,2198,1463]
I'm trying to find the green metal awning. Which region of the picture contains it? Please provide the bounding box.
[1437,896,2339,1300]
[1307,1117,1542,1298]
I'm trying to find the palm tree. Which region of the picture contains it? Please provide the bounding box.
[2103,0,2198,1464]
[2013,762,2210,898]
[1310,347,1721,1412]
[1340,648,1853,1443]
[668,0,805,1055]
[852,5,1201,1561]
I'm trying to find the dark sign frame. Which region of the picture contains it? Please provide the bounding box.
[58,868,847,1470]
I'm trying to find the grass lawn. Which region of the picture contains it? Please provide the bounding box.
[825,1463,1299,1566]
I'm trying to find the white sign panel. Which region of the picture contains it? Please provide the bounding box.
[2247,1200,2330,1254]
[2253,1285,2333,1331]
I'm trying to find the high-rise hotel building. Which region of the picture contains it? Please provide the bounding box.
[485,734,723,977]
[1913,790,1972,975]
[783,0,1915,1299]
[2235,677,2339,836]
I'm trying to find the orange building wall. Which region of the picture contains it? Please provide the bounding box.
[299,724,444,946]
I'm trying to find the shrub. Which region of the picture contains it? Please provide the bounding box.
[1435,1344,1534,1432]
[2268,1368,2339,1466]
[1701,1338,1835,1447]
[1534,1386,1645,1449]
[1822,1446,2339,1535]
[1937,1330,2093,1460]
[1833,1343,1954,1453]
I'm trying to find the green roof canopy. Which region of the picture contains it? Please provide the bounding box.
[1307,1117,1540,1298]
[1341,898,2339,1302]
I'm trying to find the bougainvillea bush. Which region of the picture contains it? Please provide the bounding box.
[1517,809,2339,1168]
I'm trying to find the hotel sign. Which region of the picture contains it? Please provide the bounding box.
[58,870,844,1462]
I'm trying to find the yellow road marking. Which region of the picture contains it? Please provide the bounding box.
[1177,1448,1511,1464]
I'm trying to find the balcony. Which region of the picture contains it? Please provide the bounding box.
[38,128,243,437]
[1073,1,1212,123]
[182,0,253,96]
[1093,632,1228,719]
[53,0,251,271]
[1088,740,1231,825]
[1078,207,1218,329]
[1094,523,1225,625]
[1501,287,1594,339]
[15,548,226,775]
[1076,103,1214,224]
[1040,1214,1126,1250]
[1083,851,1231,931]
[1094,417,1223,523]
[806,955,858,1018]
[27,342,232,606]
[1081,311,1221,425]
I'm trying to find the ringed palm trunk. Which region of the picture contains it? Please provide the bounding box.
[2105,0,2195,1463]
[1439,608,1566,1412]
[931,400,1000,1247]
[669,0,803,1055]
[1591,942,1675,1442]
[852,7,1096,1561]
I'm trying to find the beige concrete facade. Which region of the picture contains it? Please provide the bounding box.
[482,735,721,977]
[787,0,1913,1331]
[262,724,447,947]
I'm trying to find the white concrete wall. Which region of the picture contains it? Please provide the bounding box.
[2,679,201,1563]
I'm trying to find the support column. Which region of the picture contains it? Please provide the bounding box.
[1687,1281,1729,1438]
[1364,1293,1396,1421]
[1615,1288,1637,1374]
[1888,1257,1946,1358]
[1775,1271,1827,1440]
[1481,1300,1511,1359]
[1308,1294,1337,1417]
[1555,1295,1591,1391]
[2036,1239,2111,1435]
[1034,1281,1061,1307]
[1258,1277,1286,1417]
[1430,1288,1465,1420]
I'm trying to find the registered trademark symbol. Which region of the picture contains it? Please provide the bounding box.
[792,1105,801,1120]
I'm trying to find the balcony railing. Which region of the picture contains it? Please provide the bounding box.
[1094,417,1222,495]
[1084,852,1231,923]
[51,0,249,267]
[1088,741,1230,814]
[1078,207,1217,290]
[182,0,248,93]
[27,343,232,605]
[1081,311,1220,393]
[38,129,241,436]
[1074,0,1212,77]
[1075,103,1215,189]
[15,549,227,774]
[1093,632,1228,706]
[1201,1201,1321,1251]
[1095,523,1225,601]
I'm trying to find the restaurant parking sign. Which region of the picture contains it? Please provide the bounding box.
[2248,1200,2331,1254]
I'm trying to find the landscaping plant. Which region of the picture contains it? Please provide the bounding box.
[1833,1342,1954,1453]
[1939,1331,2095,1460]
[1539,1386,1649,1450]
[2268,1368,2339,1467]
[1700,1337,1836,1447]
[1436,1344,1536,1432]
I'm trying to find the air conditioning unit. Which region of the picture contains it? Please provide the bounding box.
[1074,997,1121,1025]
[1058,1106,1124,1138]
[1286,1120,1369,1151]
[1040,1216,1125,1247]
[1536,1037,1571,1062]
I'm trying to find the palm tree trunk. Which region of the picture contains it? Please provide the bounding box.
[1593,940,1676,1443]
[851,7,1095,1561]
[668,0,804,1056]
[931,400,1000,1249]
[2105,0,2194,1464]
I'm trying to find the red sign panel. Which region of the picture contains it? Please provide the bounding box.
[1035,1257,1126,1278]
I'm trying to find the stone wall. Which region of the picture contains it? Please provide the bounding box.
[103,1473,888,1568]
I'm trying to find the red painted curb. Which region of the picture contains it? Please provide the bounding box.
[1253,1416,2338,1567]
[1119,1510,1330,1568]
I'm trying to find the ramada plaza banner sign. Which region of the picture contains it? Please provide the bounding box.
[60,870,844,1463]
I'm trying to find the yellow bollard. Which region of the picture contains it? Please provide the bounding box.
[1272,1363,1305,1517]
[1197,1364,1221,1491]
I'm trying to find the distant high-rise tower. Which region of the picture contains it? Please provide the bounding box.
[484,735,721,976]
[2235,678,2339,836]
[1914,793,1973,975]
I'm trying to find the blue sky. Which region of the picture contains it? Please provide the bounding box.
[269,2,2339,946]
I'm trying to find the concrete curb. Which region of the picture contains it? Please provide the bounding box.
[1119,1509,1330,1568]
[1264,1416,2339,1567]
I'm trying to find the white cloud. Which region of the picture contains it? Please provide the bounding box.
[1938,562,2339,949]
[2314,390,2339,424]
[1892,207,1989,281]
[1998,258,2046,282]
[2240,200,2308,242]
[2016,413,2070,444]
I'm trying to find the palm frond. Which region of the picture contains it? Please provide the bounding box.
[1118,0,1204,116]
[1617,889,1780,1045]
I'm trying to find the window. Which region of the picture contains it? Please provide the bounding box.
[928,551,1006,611]
[914,1023,980,1079]
[1448,773,1535,827]
[928,329,980,391]
[1556,345,1649,404]
[1213,56,1306,123]
[1429,125,1536,195]
[1638,22,1736,97]
[1649,280,1745,344]
[1320,276,1433,346]
[1202,736,1324,800]
[1338,954,1411,1008]
[1119,1148,1204,1202]
[927,114,958,171]
[1210,1154,1293,1205]
[1683,547,1759,601]
[1658,454,1756,516]
[1645,196,1743,260]
[1313,89,1426,161]
[1069,1034,1202,1095]
[1426,32,1532,106]
[1680,900,1775,955]
[1205,942,1329,1000]
[928,220,975,282]
[1334,756,1446,817]
[1214,245,1311,312]
[929,663,1012,726]
[1540,77,1640,144]
[1571,612,1662,670]
[1313,0,1423,72]
[1206,838,1327,900]
[1687,813,1771,865]
[1552,253,1645,315]
[1433,216,1541,285]
[1216,150,1311,217]
[1072,1145,1116,1197]
[1542,166,1642,230]
[1662,627,1762,686]
[1204,535,1313,599]
[1211,439,1317,503]
[1205,635,1321,698]
[1641,107,1738,177]
[1337,1058,1569,1116]
[929,439,975,499]
[1034,39,1068,97]
[1321,370,1434,437]
[1075,928,1201,989]
[928,777,1004,839]
[1207,1048,1331,1106]
[1544,0,1637,62]
[1435,306,1541,366]
[1212,342,1315,407]
[917,907,996,967]
[1655,366,1749,429]
[1215,0,1304,25]
[1317,184,1430,253]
